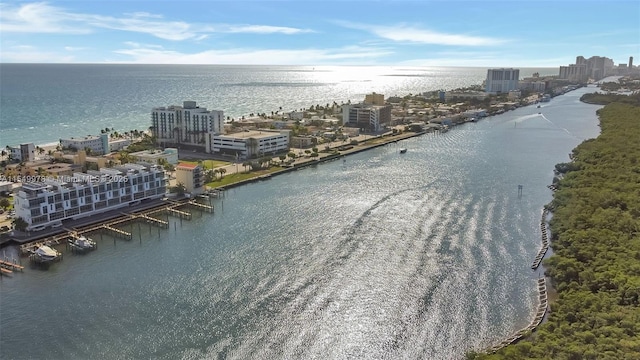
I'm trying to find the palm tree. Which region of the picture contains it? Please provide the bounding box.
[212,169,220,180]
[242,161,252,173]
[218,168,226,179]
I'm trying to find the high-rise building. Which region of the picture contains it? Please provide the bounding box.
[151,101,224,152]
[559,64,587,82]
[561,56,615,82]
[484,68,520,94]
[586,56,614,80]
[630,56,634,69]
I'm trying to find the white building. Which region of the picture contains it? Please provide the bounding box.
[210,130,290,159]
[60,134,109,155]
[151,101,224,152]
[14,164,166,231]
[485,68,520,94]
[130,148,179,166]
[109,138,132,153]
[8,143,36,162]
[342,103,392,132]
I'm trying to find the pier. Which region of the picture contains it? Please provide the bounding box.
[102,225,132,240]
[0,258,24,275]
[165,207,192,220]
[185,200,214,213]
[7,196,215,275]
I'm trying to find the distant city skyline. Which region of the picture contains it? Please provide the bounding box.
[0,1,638,67]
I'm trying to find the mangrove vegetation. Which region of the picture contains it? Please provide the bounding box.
[470,97,640,359]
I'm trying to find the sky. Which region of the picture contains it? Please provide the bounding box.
[0,0,638,67]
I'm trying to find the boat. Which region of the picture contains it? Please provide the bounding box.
[33,245,61,261]
[399,148,407,154]
[537,105,541,108]
[69,236,96,250]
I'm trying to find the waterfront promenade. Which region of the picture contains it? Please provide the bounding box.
[206,128,425,185]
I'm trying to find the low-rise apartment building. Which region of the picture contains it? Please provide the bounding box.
[210,130,291,159]
[175,163,204,195]
[130,148,179,166]
[60,134,109,155]
[14,164,166,231]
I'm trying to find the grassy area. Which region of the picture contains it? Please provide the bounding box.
[206,166,286,188]
[178,159,231,169]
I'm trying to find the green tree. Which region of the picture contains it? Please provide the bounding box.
[0,197,10,210]
[12,217,28,232]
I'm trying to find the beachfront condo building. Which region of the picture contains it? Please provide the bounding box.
[175,162,204,195]
[14,164,166,231]
[151,101,224,152]
[60,134,109,155]
[210,130,291,160]
[342,103,392,132]
[485,68,520,94]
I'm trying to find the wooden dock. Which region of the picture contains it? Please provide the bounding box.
[186,200,214,213]
[166,207,192,220]
[14,197,214,265]
[102,225,132,240]
[139,214,170,228]
[0,259,24,272]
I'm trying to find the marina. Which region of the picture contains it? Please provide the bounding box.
[15,197,216,263]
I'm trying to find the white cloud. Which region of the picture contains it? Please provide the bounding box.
[336,21,508,46]
[0,2,90,34]
[0,2,313,40]
[374,26,507,46]
[225,25,314,35]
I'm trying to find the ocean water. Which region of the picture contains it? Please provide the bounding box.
[0,64,556,147]
[0,77,603,359]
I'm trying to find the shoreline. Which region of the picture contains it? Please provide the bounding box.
[0,130,425,249]
[210,130,425,191]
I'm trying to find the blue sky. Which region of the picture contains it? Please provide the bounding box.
[1,1,638,67]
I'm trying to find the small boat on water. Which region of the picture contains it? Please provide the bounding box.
[33,245,61,262]
[399,148,407,154]
[69,236,96,250]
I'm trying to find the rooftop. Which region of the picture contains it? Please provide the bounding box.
[220,130,287,139]
[176,162,199,170]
